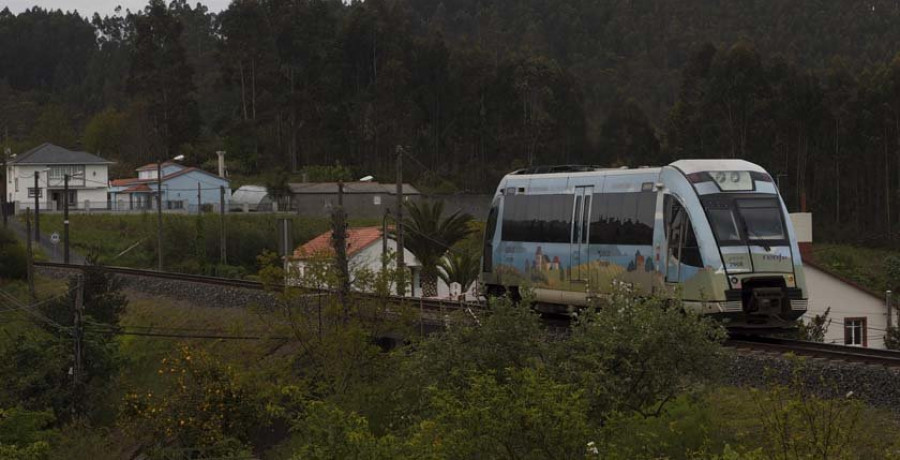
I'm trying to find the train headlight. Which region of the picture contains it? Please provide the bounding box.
[730,276,740,287]
[786,275,795,287]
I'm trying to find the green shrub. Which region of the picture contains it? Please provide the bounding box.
[0,228,27,280]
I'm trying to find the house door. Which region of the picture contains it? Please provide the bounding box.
[570,186,594,281]
[51,191,62,210]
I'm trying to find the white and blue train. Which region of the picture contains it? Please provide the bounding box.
[481,159,808,329]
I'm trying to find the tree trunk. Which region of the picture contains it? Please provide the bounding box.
[289,67,298,173]
[835,118,840,224]
[251,59,257,121]
[421,268,439,297]
[887,121,892,237]
[239,61,248,121]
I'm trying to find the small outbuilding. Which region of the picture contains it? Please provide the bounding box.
[229,185,273,212]
[288,182,421,218]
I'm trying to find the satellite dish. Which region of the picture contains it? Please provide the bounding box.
[359,175,374,182]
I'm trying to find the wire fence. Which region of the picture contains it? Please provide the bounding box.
[10,200,233,215]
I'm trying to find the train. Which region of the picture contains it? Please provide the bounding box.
[480,159,808,330]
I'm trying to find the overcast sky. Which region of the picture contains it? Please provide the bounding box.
[5,1,232,17]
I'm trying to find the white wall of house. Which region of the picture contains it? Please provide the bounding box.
[804,264,889,348]
[7,164,48,205]
[138,164,183,180]
[8,164,110,210]
[286,238,475,298]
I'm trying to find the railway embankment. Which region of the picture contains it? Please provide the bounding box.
[35,264,275,309]
[724,347,900,413]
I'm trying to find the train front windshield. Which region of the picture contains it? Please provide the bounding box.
[702,196,787,246]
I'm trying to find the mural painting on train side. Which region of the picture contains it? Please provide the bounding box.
[489,239,724,301]
[491,241,715,295]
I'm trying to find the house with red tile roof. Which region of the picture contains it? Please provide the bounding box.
[285,226,464,298]
[108,161,230,212]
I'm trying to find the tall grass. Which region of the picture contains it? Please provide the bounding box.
[36,213,377,277]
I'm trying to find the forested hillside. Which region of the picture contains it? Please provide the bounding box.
[3,0,900,242]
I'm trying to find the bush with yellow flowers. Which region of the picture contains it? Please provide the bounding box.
[122,344,259,456]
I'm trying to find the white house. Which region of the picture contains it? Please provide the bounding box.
[803,263,889,348]
[6,143,113,211]
[286,226,465,298]
[792,213,891,348]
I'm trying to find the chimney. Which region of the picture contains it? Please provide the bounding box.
[215,151,226,177]
[789,212,813,260]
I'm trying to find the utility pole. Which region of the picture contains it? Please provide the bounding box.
[395,147,405,295]
[157,160,163,271]
[888,290,894,329]
[197,181,202,215]
[1,147,8,228]
[33,171,40,242]
[64,174,70,264]
[220,185,226,265]
[332,182,350,317]
[25,208,34,300]
[382,209,390,272]
[72,273,84,416]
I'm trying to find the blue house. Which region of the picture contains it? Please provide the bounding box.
[109,162,230,212]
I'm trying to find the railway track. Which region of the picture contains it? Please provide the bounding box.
[725,335,900,367]
[33,262,484,315]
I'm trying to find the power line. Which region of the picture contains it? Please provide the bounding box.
[83,325,291,341]
[0,287,76,331]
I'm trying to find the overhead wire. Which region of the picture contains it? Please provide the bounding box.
[83,322,292,341]
[0,285,77,332]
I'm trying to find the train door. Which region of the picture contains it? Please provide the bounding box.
[570,186,594,281]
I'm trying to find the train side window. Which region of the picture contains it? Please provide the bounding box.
[485,201,499,242]
[634,192,656,244]
[681,222,703,267]
[552,195,575,242]
[501,195,521,240]
[501,194,573,243]
[664,195,703,268]
[588,193,607,244]
[619,193,639,244]
[591,194,619,244]
[601,192,653,245]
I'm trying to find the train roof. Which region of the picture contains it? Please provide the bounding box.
[505,159,766,179]
[669,159,767,175]
[507,165,660,179]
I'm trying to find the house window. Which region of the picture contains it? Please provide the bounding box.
[167,200,184,210]
[373,195,381,205]
[49,165,85,179]
[27,188,42,198]
[844,317,867,346]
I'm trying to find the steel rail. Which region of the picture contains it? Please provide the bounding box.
[33,262,484,314]
[725,335,900,367]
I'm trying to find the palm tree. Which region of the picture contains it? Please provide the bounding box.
[398,200,473,297]
[438,249,481,296]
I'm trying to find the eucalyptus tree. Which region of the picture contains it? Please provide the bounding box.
[127,0,200,158]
